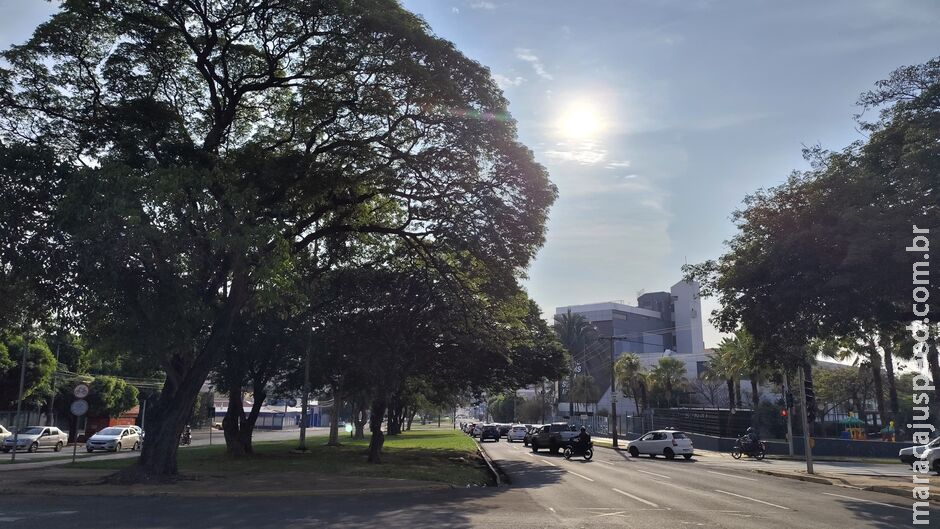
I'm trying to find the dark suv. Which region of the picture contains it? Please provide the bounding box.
[480,424,500,442]
[530,423,578,454]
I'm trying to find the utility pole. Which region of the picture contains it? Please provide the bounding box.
[10,329,29,463]
[783,372,794,457]
[797,366,814,474]
[609,336,619,448]
[46,337,61,426]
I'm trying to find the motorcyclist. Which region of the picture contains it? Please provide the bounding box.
[743,427,759,451]
[575,426,592,452]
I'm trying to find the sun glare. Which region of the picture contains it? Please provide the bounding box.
[556,100,605,139]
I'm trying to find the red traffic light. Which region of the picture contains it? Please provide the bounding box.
[780,409,788,417]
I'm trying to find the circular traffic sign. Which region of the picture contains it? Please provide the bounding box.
[70,399,89,416]
[73,384,90,399]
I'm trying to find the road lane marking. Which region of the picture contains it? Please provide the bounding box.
[595,511,626,518]
[634,468,671,479]
[567,470,595,482]
[822,492,907,511]
[597,460,616,466]
[540,459,557,467]
[706,470,758,481]
[612,488,660,508]
[714,489,789,510]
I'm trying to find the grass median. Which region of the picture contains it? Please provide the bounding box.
[70,428,493,487]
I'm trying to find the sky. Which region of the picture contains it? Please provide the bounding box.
[3,1,939,348]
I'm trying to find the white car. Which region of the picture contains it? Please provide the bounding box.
[900,436,940,465]
[920,445,940,474]
[626,429,694,460]
[1,426,68,453]
[0,424,10,444]
[86,426,142,452]
[508,424,528,443]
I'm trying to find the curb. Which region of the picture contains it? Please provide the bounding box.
[752,469,833,485]
[752,469,940,506]
[0,482,455,498]
[475,441,505,487]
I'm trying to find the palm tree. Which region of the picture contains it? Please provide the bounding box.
[705,338,744,411]
[614,353,648,414]
[554,309,597,417]
[650,357,687,408]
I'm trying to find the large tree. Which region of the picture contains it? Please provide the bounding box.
[685,58,939,421]
[0,1,554,476]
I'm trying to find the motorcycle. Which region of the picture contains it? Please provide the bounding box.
[563,441,594,461]
[731,437,765,460]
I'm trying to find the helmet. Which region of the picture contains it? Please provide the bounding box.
[580,426,586,432]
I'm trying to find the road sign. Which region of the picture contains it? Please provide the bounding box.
[73,384,90,399]
[70,399,89,416]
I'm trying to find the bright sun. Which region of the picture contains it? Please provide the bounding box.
[556,100,604,139]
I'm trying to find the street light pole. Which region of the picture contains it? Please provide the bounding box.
[783,371,794,457]
[609,336,619,448]
[798,366,814,474]
[10,330,29,463]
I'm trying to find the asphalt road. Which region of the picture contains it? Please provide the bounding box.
[0,427,324,469]
[0,434,926,528]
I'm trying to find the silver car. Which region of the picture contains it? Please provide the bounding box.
[0,424,10,444]
[1,426,68,453]
[86,426,141,452]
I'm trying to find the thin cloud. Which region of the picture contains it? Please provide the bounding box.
[492,73,525,89]
[515,48,553,80]
[470,1,496,10]
[452,7,460,14]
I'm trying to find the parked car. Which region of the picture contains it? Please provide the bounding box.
[530,423,580,454]
[480,424,500,442]
[0,424,10,444]
[508,424,528,443]
[900,436,940,465]
[1,426,68,453]
[471,424,483,437]
[86,426,142,452]
[625,429,694,460]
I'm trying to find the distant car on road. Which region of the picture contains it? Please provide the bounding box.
[0,425,10,444]
[480,424,500,442]
[497,424,511,438]
[919,444,940,474]
[508,424,528,443]
[2,426,68,453]
[523,425,542,447]
[86,426,141,452]
[626,429,694,460]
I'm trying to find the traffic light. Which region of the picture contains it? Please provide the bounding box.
[804,376,816,423]
[785,391,794,410]
[780,408,788,417]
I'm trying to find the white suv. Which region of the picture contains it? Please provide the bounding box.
[626,429,694,460]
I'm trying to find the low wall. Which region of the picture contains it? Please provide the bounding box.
[605,430,915,458]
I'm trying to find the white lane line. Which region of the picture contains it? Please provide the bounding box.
[706,470,758,482]
[595,511,626,518]
[567,470,595,482]
[540,459,557,467]
[612,488,660,508]
[714,489,789,510]
[822,492,908,511]
[548,507,556,513]
[597,460,616,466]
[635,468,671,479]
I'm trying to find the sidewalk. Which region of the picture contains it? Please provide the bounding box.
[0,465,454,497]
[751,467,939,505]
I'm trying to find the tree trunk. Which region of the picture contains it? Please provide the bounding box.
[927,327,940,426]
[749,375,760,411]
[879,334,900,423]
[734,380,742,408]
[328,388,340,446]
[367,397,386,464]
[867,341,888,427]
[406,407,416,431]
[726,378,736,411]
[353,398,368,440]
[118,262,248,479]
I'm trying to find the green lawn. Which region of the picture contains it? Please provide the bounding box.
[70,428,492,486]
